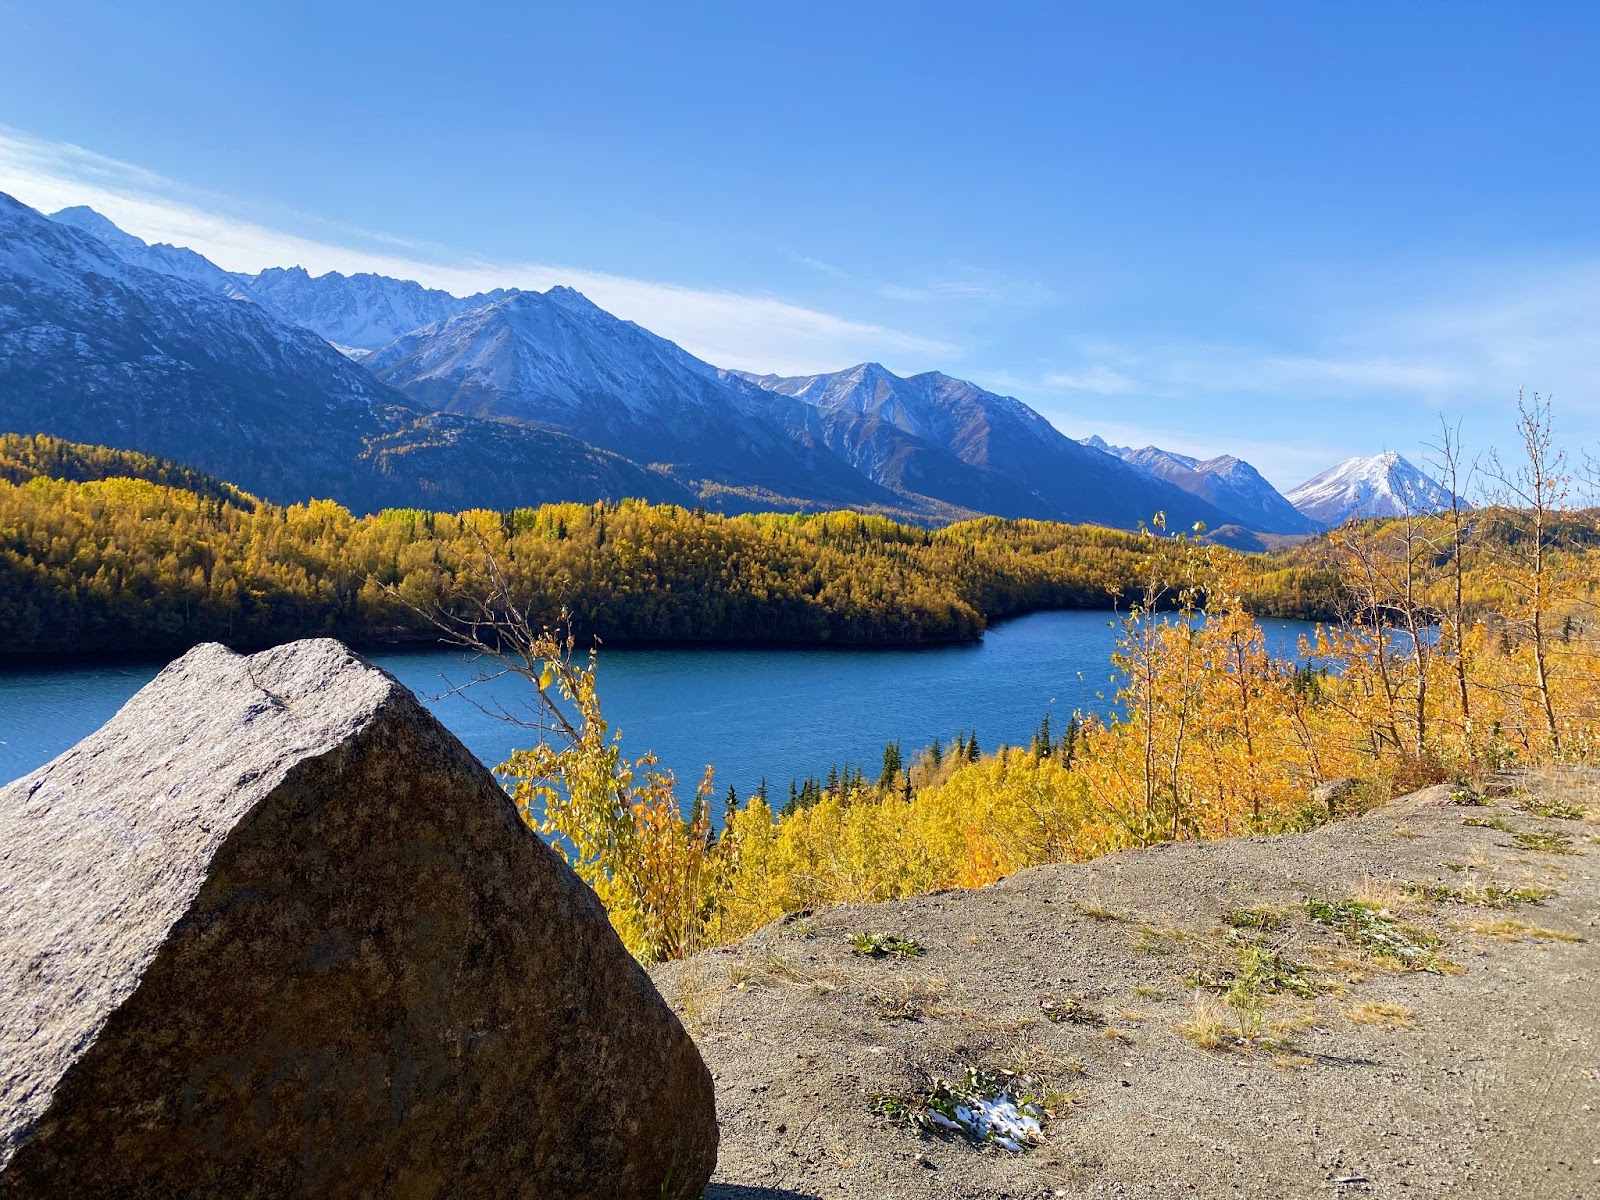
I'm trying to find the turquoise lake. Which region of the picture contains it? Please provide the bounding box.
[0,610,1320,796]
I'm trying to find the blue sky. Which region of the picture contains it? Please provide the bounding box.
[1,0,1596,488]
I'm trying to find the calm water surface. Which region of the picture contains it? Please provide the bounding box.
[0,611,1318,796]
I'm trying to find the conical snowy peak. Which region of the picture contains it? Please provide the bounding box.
[1286,452,1458,525]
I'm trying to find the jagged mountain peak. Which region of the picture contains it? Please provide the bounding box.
[1079,434,1134,458]
[739,362,1236,530]
[255,264,315,280]
[542,284,606,313]
[1074,436,1312,535]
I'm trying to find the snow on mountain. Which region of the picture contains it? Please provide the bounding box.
[738,364,1235,531]
[246,266,518,350]
[49,205,255,297]
[364,290,898,509]
[1079,434,1134,458]
[36,203,1408,534]
[4,192,689,512]
[4,193,411,502]
[1286,452,1458,525]
[47,205,514,349]
[1078,441,1314,535]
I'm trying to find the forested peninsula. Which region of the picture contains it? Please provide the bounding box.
[0,435,1349,657]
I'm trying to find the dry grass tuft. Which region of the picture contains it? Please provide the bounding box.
[1463,918,1584,944]
[865,975,948,1021]
[1073,899,1126,921]
[1350,875,1416,914]
[1178,992,1233,1051]
[1347,1001,1416,1029]
[729,948,837,992]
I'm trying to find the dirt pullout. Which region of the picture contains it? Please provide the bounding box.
[652,769,1600,1200]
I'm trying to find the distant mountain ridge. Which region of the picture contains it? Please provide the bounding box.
[49,206,513,349]
[1078,437,1314,535]
[736,363,1234,532]
[20,199,1445,535]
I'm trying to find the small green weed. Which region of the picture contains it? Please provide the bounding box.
[1188,940,1324,1001]
[1073,901,1125,921]
[1222,905,1288,932]
[1402,881,1554,907]
[1519,799,1586,821]
[1134,925,1186,955]
[1399,882,1458,902]
[1306,898,1449,972]
[1228,942,1323,1002]
[873,1066,1047,1152]
[1464,815,1514,832]
[849,931,925,959]
[1039,995,1105,1026]
[1509,830,1577,855]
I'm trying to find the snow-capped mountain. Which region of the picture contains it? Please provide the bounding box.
[1286,453,1458,525]
[739,363,1233,530]
[364,290,902,509]
[1078,440,1314,535]
[1,192,689,511]
[1079,434,1133,458]
[48,205,254,298]
[247,266,518,350]
[48,206,514,349]
[31,201,1393,534]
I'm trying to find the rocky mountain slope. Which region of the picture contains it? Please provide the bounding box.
[739,363,1233,530]
[248,266,517,351]
[1287,452,1457,525]
[49,205,514,350]
[1080,437,1313,534]
[1,193,688,512]
[363,290,898,510]
[656,771,1599,1199]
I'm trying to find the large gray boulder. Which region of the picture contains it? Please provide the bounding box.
[0,639,717,1198]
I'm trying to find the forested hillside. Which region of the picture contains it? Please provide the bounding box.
[0,435,1343,656]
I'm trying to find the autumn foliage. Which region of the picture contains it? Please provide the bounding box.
[492,402,1600,963]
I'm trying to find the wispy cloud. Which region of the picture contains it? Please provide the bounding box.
[879,280,1003,303]
[1040,365,1142,396]
[1030,260,1600,415]
[877,271,1054,307]
[782,250,847,278]
[0,127,952,376]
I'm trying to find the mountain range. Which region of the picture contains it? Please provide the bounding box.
[1079,436,1316,535]
[0,193,1456,533]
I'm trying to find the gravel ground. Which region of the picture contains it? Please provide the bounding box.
[652,769,1600,1200]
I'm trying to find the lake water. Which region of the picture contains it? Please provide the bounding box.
[0,610,1320,797]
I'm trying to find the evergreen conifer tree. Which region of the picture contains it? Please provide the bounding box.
[879,739,903,790]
